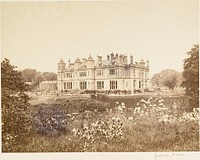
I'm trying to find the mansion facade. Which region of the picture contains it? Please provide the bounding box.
[57,53,150,93]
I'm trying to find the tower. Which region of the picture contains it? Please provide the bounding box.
[57,58,66,71]
[57,59,66,92]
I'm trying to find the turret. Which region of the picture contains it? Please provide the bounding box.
[139,59,145,66]
[74,57,82,69]
[57,58,66,71]
[86,55,95,68]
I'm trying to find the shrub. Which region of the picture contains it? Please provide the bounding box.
[1,59,31,152]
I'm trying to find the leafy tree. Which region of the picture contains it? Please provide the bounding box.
[21,69,57,90]
[151,69,182,89]
[151,73,161,87]
[1,58,31,152]
[163,76,177,90]
[160,69,180,90]
[182,44,199,108]
[21,69,37,82]
[42,72,57,81]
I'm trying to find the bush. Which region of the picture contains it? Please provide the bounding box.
[1,59,31,152]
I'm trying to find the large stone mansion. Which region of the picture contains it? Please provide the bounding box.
[57,53,150,93]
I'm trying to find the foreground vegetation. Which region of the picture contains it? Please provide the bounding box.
[10,97,199,152]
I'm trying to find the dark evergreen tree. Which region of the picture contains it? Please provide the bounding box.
[1,58,31,152]
[182,45,199,108]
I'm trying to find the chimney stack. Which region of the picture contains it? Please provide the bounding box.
[130,55,133,64]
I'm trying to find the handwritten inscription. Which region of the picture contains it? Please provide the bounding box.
[154,153,184,160]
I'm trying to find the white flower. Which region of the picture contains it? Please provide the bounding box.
[72,128,77,133]
[83,126,88,130]
[193,108,198,113]
[140,99,147,103]
[112,117,116,121]
[118,105,122,110]
[128,117,133,121]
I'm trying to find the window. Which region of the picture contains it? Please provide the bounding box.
[145,81,147,87]
[145,71,148,78]
[66,73,72,78]
[139,81,141,88]
[64,82,66,89]
[80,82,87,89]
[80,72,87,77]
[97,70,103,76]
[110,80,117,89]
[109,69,116,75]
[141,81,144,88]
[133,80,136,89]
[139,70,144,78]
[125,69,130,76]
[97,81,104,89]
[67,82,72,89]
[133,69,136,77]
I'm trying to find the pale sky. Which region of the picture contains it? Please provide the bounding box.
[1,0,199,77]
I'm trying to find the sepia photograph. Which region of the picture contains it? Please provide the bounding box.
[1,0,199,159]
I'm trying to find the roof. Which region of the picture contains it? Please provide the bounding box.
[75,57,81,63]
[59,58,65,63]
[88,55,94,61]
[102,60,110,66]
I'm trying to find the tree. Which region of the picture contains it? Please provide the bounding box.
[21,69,57,90]
[182,44,199,108]
[21,69,37,82]
[1,58,31,152]
[163,76,177,90]
[159,69,181,90]
[151,73,161,87]
[151,69,182,89]
[42,72,57,81]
